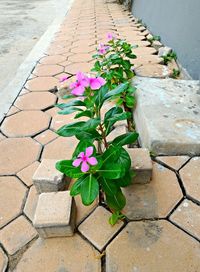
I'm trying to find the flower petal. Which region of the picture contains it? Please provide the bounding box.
[72,158,82,167]
[78,152,85,158]
[71,86,85,96]
[85,146,93,157]
[87,156,98,166]
[81,161,89,172]
[90,79,101,90]
[97,77,106,86]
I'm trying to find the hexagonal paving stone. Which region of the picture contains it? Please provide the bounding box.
[106,220,200,272]
[132,47,157,55]
[123,163,182,219]
[68,53,92,63]
[34,129,58,145]
[1,111,50,137]
[14,92,57,110]
[14,235,101,272]
[0,247,8,272]
[156,156,190,171]
[39,55,66,65]
[0,138,41,175]
[42,137,78,160]
[24,186,39,221]
[179,157,200,203]
[79,206,124,251]
[170,199,200,240]
[0,176,27,228]
[33,64,64,77]
[132,55,162,66]
[25,77,59,92]
[135,64,170,78]
[50,113,76,131]
[0,133,6,142]
[65,62,92,74]
[17,161,40,187]
[0,216,37,255]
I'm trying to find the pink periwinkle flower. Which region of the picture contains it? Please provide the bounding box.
[107,32,115,41]
[59,75,68,83]
[88,76,106,90]
[70,72,89,96]
[98,43,109,55]
[72,146,98,173]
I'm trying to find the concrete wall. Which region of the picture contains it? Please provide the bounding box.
[131,0,200,79]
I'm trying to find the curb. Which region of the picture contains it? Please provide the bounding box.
[0,0,74,124]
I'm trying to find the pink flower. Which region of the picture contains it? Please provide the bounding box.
[72,146,98,172]
[87,77,106,90]
[107,33,115,41]
[70,72,89,96]
[98,43,109,55]
[59,75,68,83]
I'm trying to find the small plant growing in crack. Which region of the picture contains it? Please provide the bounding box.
[171,68,180,79]
[147,35,161,45]
[55,34,138,225]
[162,51,177,65]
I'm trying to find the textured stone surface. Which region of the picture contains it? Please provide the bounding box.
[1,111,50,137]
[14,92,57,110]
[33,191,76,238]
[79,206,124,251]
[0,176,27,228]
[33,64,63,77]
[0,216,37,255]
[135,64,170,78]
[106,220,200,272]
[17,161,40,187]
[170,199,200,239]
[14,235,101,272]
[156,156,190,170]
[0,247,8,272]
[123,163,182,219]
[26,77,59,92]
[42,137,78,160]
[24,186,39,221]
[0,138,41,175]
[33,159,65,193]
[126,147,152,184]
[133,77,200,155]
[179,157,200,202]
[34,129,58,145]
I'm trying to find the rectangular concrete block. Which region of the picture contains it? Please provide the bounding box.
[125,147,152,184]
[33,159,66,194]
[133,77,200,155]
[33,191,76,238]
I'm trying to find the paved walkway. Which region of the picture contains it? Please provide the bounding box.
[0,0,199,271]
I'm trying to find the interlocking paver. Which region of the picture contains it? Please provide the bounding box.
[14,235,101,272]
[156,156,190,170]
[0,247,8,272]
[0,216,37,255]
[170,199,200,239]
[106,220,200,272]
[26,77,59,92]
[39,55,66,65]
[65,62,92,74]
[32,64,64,77]
[17,161,40,187]
[135,64,170,78]
[14,92,57,110]
[34,129,58,145]
[24,186,39,221]
[1,111,50,137]
[123,163,182,219]
[0,138,41,175]
[79,206,124,251]
[6,106,20,116]
[179,157,200,202]
[0,176,27,228]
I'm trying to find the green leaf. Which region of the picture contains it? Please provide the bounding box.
[74,110,93,119]
[56,100,86,109]
[109,211,125,225]
[56,160,84,178]
[99,177,118,196]
[103,82,129,102]
[104,107,123,123]
[106,188,126,211]
[70,175,87,196]
[125,95,136,108]
[112,132,139,146]
[56,121,86,137]
[95,85,109,109]
[122,60,131,70]
[72,140,95,159]
[115,171,133,187]
[81,174,99,206]
[58,107,83,115]
[83,118,100,130]
[126,53,137,59]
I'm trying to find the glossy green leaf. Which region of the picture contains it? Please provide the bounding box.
[99,177,118,196]
[58,107,82,115]
[70,175,87,196]
[81,174,99,206]
[112,132,139,146]
[55,160,84,178]
[106,188,126,211]
[56,121,86,137]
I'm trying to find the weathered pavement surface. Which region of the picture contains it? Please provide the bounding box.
[0,0,199,271]
[0,0,70,92]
